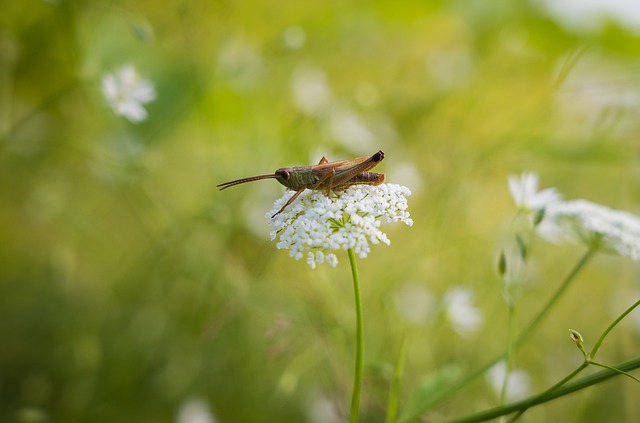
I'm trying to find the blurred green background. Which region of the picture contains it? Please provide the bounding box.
[2,0,640,422]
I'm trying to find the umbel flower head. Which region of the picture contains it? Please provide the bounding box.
[267,184,413,268]
[541,199,640,260]
[508,172,640,261]
[102,64,157,123]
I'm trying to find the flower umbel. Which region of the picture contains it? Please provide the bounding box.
[102,64,157,123]
[267,184,413,268]
[540,199,640,260]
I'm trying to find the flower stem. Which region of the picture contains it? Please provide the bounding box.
[447,356,640,423]
[385,336,406,423]
[591,297,640,359]
[348,247,364,423]
[508,297,640,421]
[419,248,595,410]
[500,304,517,406]
[517,247,596,343]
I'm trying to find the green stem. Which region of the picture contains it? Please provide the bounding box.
[429,248,596,409]
[591,298,640,359]
[507,363,588,422]
[500,305,517,406]
[385,336,406,423]
[516,248,596,343]
[590,362,640,384]
[509,296,640,421]
[447,356,640,423]
[348,248,364,423]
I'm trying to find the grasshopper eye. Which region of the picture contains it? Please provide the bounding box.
[276,169,290,180]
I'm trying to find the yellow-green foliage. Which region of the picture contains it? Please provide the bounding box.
[2,1,640,422]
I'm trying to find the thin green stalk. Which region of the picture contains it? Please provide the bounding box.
[427,248,596,409]
[385,336,406,423]
[447,356,640,423]
[591,298,640,359]
[504,296,640,422]
[500,305,517,406]
[507,363,588,423]
[590,362,640,384]
[348,247,364,423]
[517,248,596,343]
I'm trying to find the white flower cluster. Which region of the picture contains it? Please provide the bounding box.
[267,184,413,268]
[542,199,640,260]
[509,172,640,261]
[102,64,156,123]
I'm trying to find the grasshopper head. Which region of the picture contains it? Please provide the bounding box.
[275,168,294,188]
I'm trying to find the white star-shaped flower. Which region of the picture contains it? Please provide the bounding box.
[102,64,156,123]
[508,172,561,212]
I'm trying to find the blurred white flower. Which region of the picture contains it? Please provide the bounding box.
[329,106,375,151]
[387,161,424,195]
[283,26,306,49]
[443,287,484,336]
[176,397,217,423]
[305,394,341,423]
[217,36,263,91]
[291,65,332,115]
[487,361,532,402]
[535,0,640,33]
[267,184,413,268]
[425,46,474,90]
[552,54,640,137]
[101,64,156,123]
[393,282,435,325]
[540,199,640,260]
[508,172,561,212]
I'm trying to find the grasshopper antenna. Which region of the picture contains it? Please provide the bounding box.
[217,174,278,190]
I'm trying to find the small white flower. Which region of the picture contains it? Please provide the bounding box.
[217,37,263,91]
[306,393,341,423]
[329,106,375,151]
[443,287,484,336]
[508,173,561,212]
[283,26,306,49]
[540,199,640,260]
[536,0,640,34]
[487,361,531,402]
[291,65,332,116]
[176,397,217,423]
[101,65,156,123]
[267,184,413,268]
[393,282,435,325]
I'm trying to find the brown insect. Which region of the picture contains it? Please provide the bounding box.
[218,150,385,217]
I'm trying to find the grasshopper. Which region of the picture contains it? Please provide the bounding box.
[218,150,385,217]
